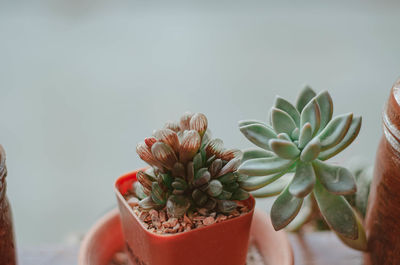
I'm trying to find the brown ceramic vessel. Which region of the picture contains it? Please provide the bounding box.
[0,145,17,265]
[365,79,400,264]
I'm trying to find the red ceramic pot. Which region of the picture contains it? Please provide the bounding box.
[115,169,255,265]
[364,79,400,264]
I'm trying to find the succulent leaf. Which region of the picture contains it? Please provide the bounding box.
[277,133,292,141]
[239,123,277,150]
[271,186,304,231]
[296,85,316,112]
[180,112,193,131]
[134,182,148,200]
[271,108,297,135]
[269,139,300,159]
[166,195,191,218]
[275,96,300,126]
[153,129,180,154]
[300,99,321,136]
[315,91,333,133]
[298,122,313,148]
[217,158,241,177]
[218,172,236,184]
[232,188,250,200]
[242,148,275,162]
[285,196,313,231]
[217,200,237,214]
[288,162,315,197]
[250,174,291,198]
[318,116,362,160]
[313,160,356,195]
[194,168,211,187]
[192,189,208,206]
[238,119,268,128]
[318,113,353,151]
[139,196,158,210]
[300,138,321,162]
[190,113,208,137]
[217,190,233,200]
[240,171,288,191]
[179,130,201,164]
[207,179,223,197]
[313,180,358,239]
[238,156,295,176]
[151,142,178,170]
[336,212,367,251]
[209,158,223,177]
[150,182,166,205]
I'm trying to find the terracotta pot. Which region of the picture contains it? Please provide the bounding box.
[364,79,400,264]
[78,208,293,265]
[115,169,256,265]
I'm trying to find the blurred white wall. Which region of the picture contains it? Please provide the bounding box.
[0,0,399,245]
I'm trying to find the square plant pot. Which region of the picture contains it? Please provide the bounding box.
[115,169,255,265]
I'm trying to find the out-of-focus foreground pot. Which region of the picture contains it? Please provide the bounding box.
[115,170,255,265]
[365,79,400,265]
[0,145,17,265]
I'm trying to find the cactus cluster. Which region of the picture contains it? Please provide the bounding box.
[238,86,366,249]
[135,112,249,218]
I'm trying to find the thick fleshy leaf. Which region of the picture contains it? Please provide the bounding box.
[207,179,223,197]
[193,168,211,187]
[218,172,236,184]
[269,139,300,159]
[289,162,315,197]
[315,91,333,133]
[231,188,250,200]
[166,195,190,218]
[313,160,356,195]
[298,122,313,148]
[218,200,237,214]
[318,117,362,160]
[238,156,295,176]
[192,189,208,206]
[271,186,304,230]
[300,99,321,136]
[300,138,321,162]
[238,119,268,128]
[296,85,316,112]
[250,174,292,197]
[336,213,367,251]
[139,196,158,210]
[133,182,148,200]
[172,178,188,191]
[242,148,275,162]
[239,123,276,150]
[286,195,313,231]
[217,190,233,200]
[318,113,353,150]
[291,128,300,140]
[271,108,297,135]
[313,180,358,239]
[151,182,166,205]
[240,171,288,191]
[277,133,292,141]
[275,96,300,126]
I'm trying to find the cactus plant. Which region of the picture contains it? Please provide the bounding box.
[238,85,367,251]
[135,112,249,218]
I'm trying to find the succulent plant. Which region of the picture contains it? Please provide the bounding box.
[238,86,367,250]
[134,112,249,218]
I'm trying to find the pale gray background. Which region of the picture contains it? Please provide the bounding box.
[0,0,399,246]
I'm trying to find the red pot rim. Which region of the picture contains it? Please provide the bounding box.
[114,169,256,238]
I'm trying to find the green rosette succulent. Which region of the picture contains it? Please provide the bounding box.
[238,86,367,251]
[134,112,248,218]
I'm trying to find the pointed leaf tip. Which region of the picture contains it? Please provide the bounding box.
[296,85,317,112]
